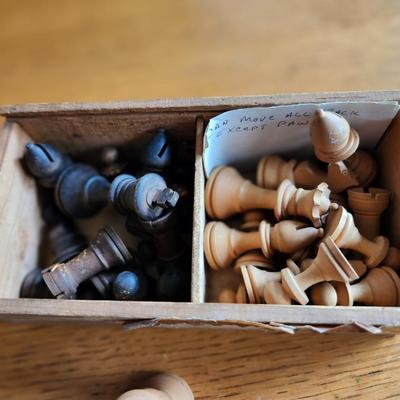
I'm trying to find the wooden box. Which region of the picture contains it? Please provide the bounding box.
[1,91,400,333]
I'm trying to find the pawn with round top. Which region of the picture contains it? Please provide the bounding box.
[281,236,358,305]
[117,373,194,400]
[310,282,338,306]
[204,219,323,270]
[334,266,400,306]
[205,166,336,227]
[324,206,389,268]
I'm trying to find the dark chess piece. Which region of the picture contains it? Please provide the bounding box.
[99,146,128,179]
[110,173,179,221]
[89,269,120,299]
[113,270,148,301]
[140,128,172,173]
[76,280,103,300]
[23,143,72,188]
[42,227,133,299]
[129,208,185,262]
[20,268,53,299]
[55,163,110,218]
[157,263,190,302]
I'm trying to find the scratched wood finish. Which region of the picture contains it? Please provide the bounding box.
[2,1,400,399]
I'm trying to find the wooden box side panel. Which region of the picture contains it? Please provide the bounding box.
[0,123,42,298]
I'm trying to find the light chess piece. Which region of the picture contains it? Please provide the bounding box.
[218,288,237,303]
[233,251,276,273]
[281,236,358,305]
[347,187,390,240]
[310,282,338,306]
[300,258,367,280]
[346,150,377,188]
[263,281,292,305]
[117,373,194,400]
[204,220,323,270]
[334,267,400,306]
[110,173,179,221]
[236,283,248,303]
[241,262,300,304]
[383,247,400,271]
[256,155,297,189]
[310,109,360,164]
[240,210,266,231]
[324,206,389,268]
[326,162,359,193]
[42,227,132,299]
[205,166,336,226]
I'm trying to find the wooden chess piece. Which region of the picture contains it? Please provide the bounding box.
[383,247,400,271]
[233,251,275,273]
[156,263,190,301]
[263,281,292,305]
[20,268,53,299]
[236,283,248,303]
[326,162,359,193]
[204,220,323,270]
[256,155,297,189]
[218,288,237,303]
[281,236,358,305]
[329,193,347,209]
[293,160,328,189]
[55,163,110,218]
[42,227,132,299]
[205,166,337,227]
[99,146,127,179]
[310,109,360,164]
[346,150,377,188]
[23,142,72,188]
[117,373,194,400]
[240,210,266,231]
[310,282,338,306]
[334,267,400,306]
[110,173,179,221]
[241,262,300,304]
[140,128,172,173]
[347,187,390,240]
[113,270,148,301]
[300,258,367,280]
[324,206,389,268]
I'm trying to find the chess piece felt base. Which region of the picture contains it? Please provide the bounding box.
[42,227,132,299]
[117,373,194,400]
[55,163,110,218]
[347,187,390,240]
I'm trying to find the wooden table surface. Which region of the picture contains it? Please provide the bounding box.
[1,1,400,399]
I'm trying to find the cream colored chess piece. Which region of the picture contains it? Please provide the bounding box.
[324,206,389,268]
[233,251,275,273]
[347,187,390,240]
[263,281,292,305]
[117,373,194,400]
[383,247,400,271]
[334,267,400,306]
[310,109,360,164]
[205,166,337,227]
[218,288,237,303]
[204,220,323,270]
[281,236,358,305]
[240,210,266,231]
[301,258,367,280]
[236,283,248,303]
[345,150,377,188]
[310,282,338,306]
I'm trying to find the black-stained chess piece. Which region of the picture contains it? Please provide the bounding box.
[23,143,72,188]
[76,280,103,300]
[20,268,53,299]
[40,188,70,226]
[42,227,133,299]
[140,128,172,173]
[55,163,111,218]
[90,269,120,299]
[99,146,128,179]
[157,263,190,302]
[113,270,148,301]
[110,173,179,221]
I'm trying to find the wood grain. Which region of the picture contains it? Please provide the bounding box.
[1,0,400,399]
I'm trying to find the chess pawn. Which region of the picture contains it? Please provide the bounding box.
[383,247,400,271]
[347,187,390,240]
[236,283,248,303]
[233,251,275,273]
[90,269,120,299]
[293,160,329,189]
[55,163,110,218]
[310,109,360,164]
[205,166,336,227]
[334,267,400,306]
[256,155,297,189]
[263,281,292,305]
[310,282,338,306]
[324,206,389,268]
[20,268,53,299]
[156,263,190,301]
[204,220,323,270]
[326,162,359,193]
[23,143,72,188]
[241,263,300,303]
[140,128,172,172]
[240,210,266,231]
[117,373,194,400]
[300,258,367,280]
[281,236,358,305]
[113,270,148,301]
[99,146,127,179]
[42,227,132,299]
[218,288,237,303]
[110,173,179,221]
[346,150,377,188]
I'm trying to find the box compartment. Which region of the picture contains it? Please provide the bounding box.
[1,92,400,332]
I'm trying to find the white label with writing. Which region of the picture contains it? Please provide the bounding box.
[203,102,399,177]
